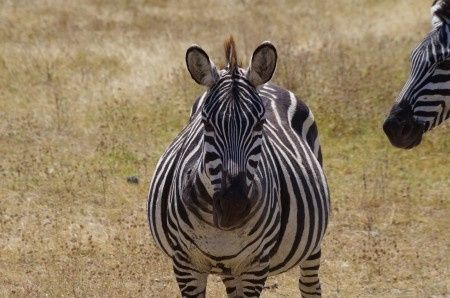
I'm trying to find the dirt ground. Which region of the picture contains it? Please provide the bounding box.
[0,0,449,297]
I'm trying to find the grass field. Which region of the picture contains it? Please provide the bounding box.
[0,0,449,297]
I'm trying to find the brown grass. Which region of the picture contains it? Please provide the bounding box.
[0,0,449,297]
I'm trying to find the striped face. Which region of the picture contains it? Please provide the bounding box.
[186,40,277,230]
[384,2,450,149]
[200,70,266,229]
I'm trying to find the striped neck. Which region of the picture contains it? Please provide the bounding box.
[180,163,215,226]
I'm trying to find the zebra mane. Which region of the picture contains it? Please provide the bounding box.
[432,0,450,24]
[224,36,241,71]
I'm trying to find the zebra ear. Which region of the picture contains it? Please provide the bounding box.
[432,4,444,29]
[247,42,277,87]
[186,45,218,87]
[431,0,450,29]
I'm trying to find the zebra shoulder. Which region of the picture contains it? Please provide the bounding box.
[260,84,323,165]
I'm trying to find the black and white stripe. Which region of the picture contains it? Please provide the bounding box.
[384,0,450,149]
[148,39,329,297]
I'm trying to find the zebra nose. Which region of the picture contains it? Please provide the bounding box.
[214,189,250,230]
[228,171,247,185]
[383,117,412,139]
[383,100,418,147]
[222,171,247,188]
[383,113,423,149]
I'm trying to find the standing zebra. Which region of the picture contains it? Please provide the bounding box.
[148,37,329,297]
[383,0,450,149]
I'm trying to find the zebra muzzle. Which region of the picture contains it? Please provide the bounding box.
[212,188,251,230]
[383,102,424,149]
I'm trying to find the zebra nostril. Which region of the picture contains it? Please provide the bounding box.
[383,113,423,149]
[383,116,413,139]
[399,120,412,136]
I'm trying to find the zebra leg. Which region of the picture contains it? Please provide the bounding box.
[172,252,208,298]
[221,276,240,297]
[221,268,269,297]
[299,250,322,297]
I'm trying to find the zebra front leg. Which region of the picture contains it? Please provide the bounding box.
[172,252,208,298]
[222,267,269,297]
[299,250,322,297]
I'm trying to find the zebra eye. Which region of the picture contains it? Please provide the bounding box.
[254,119,266,131]
[202,119,214,131]
[437,59,450,68]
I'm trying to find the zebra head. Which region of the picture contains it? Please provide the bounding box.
[383,0,450,149]
[185,38,277,230]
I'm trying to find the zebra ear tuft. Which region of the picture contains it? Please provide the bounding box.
[247,42,277,87]
[186,45,218,87]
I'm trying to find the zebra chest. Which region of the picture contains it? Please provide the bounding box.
[176,215,271,272]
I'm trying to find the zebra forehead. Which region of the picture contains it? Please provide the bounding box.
[205,94,263,115]
[202,70,264,117]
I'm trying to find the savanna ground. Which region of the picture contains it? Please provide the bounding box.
[0,0,449,297]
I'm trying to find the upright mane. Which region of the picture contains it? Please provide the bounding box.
[224,36,241,71]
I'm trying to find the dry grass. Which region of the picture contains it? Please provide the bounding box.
[0,0,449,297]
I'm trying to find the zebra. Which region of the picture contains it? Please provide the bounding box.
[147,37,329,297]
[383,0,450,149]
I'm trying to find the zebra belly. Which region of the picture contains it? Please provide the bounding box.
[267,201,319,276]
[174,211,281,275]
[266,184,328,275]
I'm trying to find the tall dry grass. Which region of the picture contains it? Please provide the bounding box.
[0,0,449,297]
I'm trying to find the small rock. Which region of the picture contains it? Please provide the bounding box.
[263,283,278,290]
[126,176,139,184]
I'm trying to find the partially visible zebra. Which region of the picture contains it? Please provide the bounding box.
[383,0,450,149]
[148,37,329,297]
